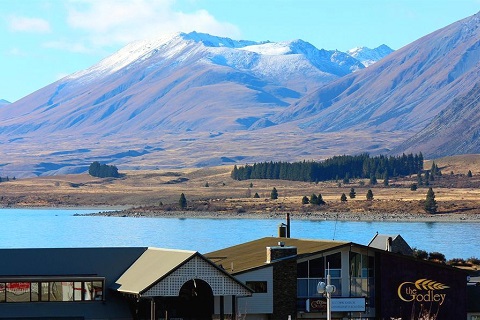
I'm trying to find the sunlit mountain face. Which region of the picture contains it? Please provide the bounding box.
[1,11,479,177]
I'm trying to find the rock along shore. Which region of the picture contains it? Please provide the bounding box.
[77,209,480,223]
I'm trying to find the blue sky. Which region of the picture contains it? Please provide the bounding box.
[1,0,479,102]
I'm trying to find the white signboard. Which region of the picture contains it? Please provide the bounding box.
[331,297,366,312]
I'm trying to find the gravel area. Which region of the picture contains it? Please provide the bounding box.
[80,209,480,222]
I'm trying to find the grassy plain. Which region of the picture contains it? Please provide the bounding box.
[1,155,480,222]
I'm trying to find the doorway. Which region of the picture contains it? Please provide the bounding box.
[177,279,214,320]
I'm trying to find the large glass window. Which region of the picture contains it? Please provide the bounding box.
[297,252,342,301]
[0,278,104,303]
[349,252,375,308]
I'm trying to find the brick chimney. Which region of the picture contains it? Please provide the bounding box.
[266,242,297,263]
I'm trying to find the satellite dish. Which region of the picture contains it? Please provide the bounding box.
[317,281,326,294]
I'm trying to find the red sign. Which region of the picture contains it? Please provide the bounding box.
[7,283,30,290]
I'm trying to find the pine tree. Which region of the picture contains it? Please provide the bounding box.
[270,187,278,200]
[349,188,356,199]
[253,192,260,198]
[302,196,310,204]
[410,183,417,191]
[179,193,187,209]
[467,170,473,177]
[417,172,423,186]
[310,193,318,205]
[340,193,347,202]
[317,194,326,205]
[366,189,374,201]
[204,182,209,187]
[424,187,438,214]
[369,175,377,185]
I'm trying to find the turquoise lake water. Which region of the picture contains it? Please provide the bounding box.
[0,208,478,260]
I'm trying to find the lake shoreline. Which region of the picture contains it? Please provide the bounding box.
[79,209,480,223]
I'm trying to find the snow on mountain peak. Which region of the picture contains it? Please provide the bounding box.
[0,99,10,106]
[181,31,258,48]
[347,45,394,67]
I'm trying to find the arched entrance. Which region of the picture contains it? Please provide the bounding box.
[177,279,214,320]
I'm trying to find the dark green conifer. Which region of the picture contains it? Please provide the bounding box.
[349,188,356,199]
[270,187,278,200]
[179,193,187,209]
[302,196,309,204]
[366,189,374,201]
[424,187,437,214]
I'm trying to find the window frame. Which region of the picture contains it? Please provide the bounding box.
[0,276,105,303]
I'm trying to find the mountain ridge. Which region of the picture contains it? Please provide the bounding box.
[1,11,478,178]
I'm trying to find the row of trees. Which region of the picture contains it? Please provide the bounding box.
[177,186,437,213]
[88,161,120,178]
[231,153,424,182]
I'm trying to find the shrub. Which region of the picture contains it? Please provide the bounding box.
[412,248,428,260]
[467,256,480,265]
[428,251,446,263]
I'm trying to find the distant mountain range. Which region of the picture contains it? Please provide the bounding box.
[0,99,10,107]
[0,11,479,177]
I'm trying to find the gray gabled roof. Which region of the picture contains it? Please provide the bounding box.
[368,233,413,255]
[114,247,196,294]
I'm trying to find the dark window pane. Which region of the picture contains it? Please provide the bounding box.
[326,252,341,269]
[297,279,308,297]
[245,281,267,293]
[297,261,308,278]
[309,257,324,277]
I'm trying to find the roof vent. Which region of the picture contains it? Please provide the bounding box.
[278,241,285,247]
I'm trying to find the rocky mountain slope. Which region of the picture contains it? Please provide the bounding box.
[0,32,366,136]
[1,11,479,177]
[396,82,480,157]
[0,33,389,177]
[270,12,480,136]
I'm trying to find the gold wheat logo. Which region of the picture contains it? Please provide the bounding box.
[414,279,449,290]
[397,278,449,305]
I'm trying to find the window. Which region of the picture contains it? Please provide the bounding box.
[349,252,375,307]
[245,281,267,293]
[297,252,343,300]
[309,257,324,278]
[0,283,5,302]
[0,277,104,303]
[297,261,308,278]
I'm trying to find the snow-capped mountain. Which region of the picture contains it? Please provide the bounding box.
[0,32,367,137]
[272,12,480,136]
[0,99,10,107]
[1,9,479,178]
[347,44,394,67]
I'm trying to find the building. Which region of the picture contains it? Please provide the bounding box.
[368,233,413,256]
[0,237,470,319]
[205,236,468,320]
[0,247,251,320]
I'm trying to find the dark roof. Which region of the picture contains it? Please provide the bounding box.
[0,247,146,286]
[205,237,350,274]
